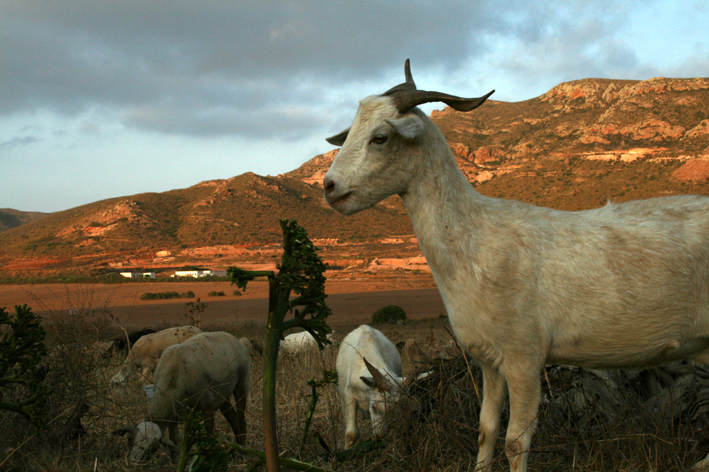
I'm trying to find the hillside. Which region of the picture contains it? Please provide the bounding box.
[0,208,47,232]
[2,76,709,276]
[0,173,413,275]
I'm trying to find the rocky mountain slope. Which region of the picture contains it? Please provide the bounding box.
[2,76,709,276]
[291,77,709,195]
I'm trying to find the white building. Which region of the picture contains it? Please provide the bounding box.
[174,270,210,278]
[120,272,156,278]
[172,269,228,278]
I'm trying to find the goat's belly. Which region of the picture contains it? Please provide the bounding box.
[548,335,709,370]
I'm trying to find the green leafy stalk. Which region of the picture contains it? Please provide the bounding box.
[298,369,338,458]
[225,219,333,472]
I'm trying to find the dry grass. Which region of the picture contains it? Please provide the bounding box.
[3,299,709,471]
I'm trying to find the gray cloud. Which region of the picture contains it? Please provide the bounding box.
[0,135,40,149]
[1,0,707,141]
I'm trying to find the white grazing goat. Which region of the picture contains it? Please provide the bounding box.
[111,325,202,389]
[323,59,709,472]
[336,325,403,449]
[280,330,335,354]
[115,331,250,462]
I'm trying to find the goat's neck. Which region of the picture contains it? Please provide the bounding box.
[400,142,487,282]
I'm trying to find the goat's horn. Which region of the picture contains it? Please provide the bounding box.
[363,357,390,392]
[382,58,416,95]
[392,89,495,113]
[384,59,495,113]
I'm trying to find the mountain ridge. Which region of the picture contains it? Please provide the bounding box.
[2,76,709,276]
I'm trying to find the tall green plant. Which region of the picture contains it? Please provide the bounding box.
[0,304,49,427]
[228,219,333,472]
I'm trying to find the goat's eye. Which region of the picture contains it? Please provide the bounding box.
[370,135,388,145]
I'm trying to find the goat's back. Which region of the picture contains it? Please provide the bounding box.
[151,331,249,418]
[130,325,202,360]
[281,331,318,353]
[337,325,402,382]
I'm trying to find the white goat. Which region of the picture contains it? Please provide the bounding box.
[111,325,202,389]
[280,331,318,353]
[323,59,709,471]
[336,325,403,449]
[280,331,335,354]
[115,331,250,462]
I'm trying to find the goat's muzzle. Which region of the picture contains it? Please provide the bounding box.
[323,177,352,208]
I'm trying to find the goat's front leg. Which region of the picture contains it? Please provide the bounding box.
[342,394,360,449]
[475,365,506,472]
[504,362,542,472]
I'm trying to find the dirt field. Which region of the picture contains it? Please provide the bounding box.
[0,276,447,331]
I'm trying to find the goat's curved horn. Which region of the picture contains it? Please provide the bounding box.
[384,59,495,113]
[393,89,495,113]
[363,357,390,392]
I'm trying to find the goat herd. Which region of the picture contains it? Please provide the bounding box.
[20,58,709,471]
[106,324,424,464]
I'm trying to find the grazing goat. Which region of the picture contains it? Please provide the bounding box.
[336,325,403,449]
[109,328,157,355]
[280,331,335,354]
[111,325,201,389]
[323,59,709,471]
[115,331,250,462]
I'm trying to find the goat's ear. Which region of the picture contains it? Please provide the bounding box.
[360,376,377,389]
[113,424,137,436]
[160,435,178,449]
[326,127,350,146]
[385,115,425,142]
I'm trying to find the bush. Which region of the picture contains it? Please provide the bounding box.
[140,291,193,300]
[0,305,48,425]
[371,305,407,324]
[207,291,225,297]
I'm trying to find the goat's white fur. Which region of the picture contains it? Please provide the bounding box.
[117,331,250,462]
[280,331,318,353]
[111,325,202,388]
[324,94,709,471]
[280,330,335,354]
[336,325,403,449]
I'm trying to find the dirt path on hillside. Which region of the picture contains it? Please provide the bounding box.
[0,278,446,330]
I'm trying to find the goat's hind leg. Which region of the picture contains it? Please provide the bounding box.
[689,351,709,471]
[476,365,506,472]
[226,380,250,445]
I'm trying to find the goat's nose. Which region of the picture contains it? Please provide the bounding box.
[323,176,335,194]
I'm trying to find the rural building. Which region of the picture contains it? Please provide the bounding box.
[173,270,210,278]
[119,272,156,278]
[172,269,228,278]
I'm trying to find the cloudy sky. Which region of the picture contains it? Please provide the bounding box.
[2,1,708,213]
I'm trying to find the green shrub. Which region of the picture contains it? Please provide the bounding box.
[140,291,192,300]
[0,305,48,425]
[371,305,407,324]
[207,291,225,297]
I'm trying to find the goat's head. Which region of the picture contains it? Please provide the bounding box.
[114,421,175,463]
[323,59,493,215]
[360,357,402,437]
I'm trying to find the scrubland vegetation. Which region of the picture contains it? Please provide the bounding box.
[2,298,709,471]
